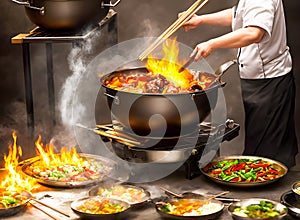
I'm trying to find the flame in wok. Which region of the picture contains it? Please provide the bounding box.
[146,37,197,89]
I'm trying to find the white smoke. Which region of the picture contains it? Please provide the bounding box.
[59,33,100,128]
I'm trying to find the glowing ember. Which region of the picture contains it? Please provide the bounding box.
[146,37,197,89]
[0,131,37,193]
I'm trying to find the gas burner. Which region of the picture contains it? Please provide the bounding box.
[93,119,240,179]
[96,119,238,149]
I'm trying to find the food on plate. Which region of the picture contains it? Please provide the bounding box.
[233,200,281,218]
[157,199,222,216]
[0,192,28,209]
[95,185,148,204]
[28,158,111,182]
[103,71,214,94]
[203,158,281,183]
[294,186,300,195]
[74,197,127,215]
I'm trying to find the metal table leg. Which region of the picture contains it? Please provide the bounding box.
[22,43,34,133]
[46,43,56,126]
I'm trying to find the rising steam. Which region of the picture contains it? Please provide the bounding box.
[59,32,100,128]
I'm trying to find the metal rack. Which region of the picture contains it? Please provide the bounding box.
[11,9,118,133]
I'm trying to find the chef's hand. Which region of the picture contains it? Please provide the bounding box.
[178,13,203,32]
[191,41,213,61]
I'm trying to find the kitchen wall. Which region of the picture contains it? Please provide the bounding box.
[0,0,299,169]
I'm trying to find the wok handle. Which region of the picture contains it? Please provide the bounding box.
[102,0,122,7]
[104,93,120,105]
[11,0,44,14]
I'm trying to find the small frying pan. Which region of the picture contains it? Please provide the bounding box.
[155,192,225,220]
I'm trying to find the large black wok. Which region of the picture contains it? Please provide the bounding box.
[98,66,224,138]
[12,0,121,30]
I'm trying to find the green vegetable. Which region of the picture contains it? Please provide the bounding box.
[159,205,171,213]
[233,200,281,218]
[0,196,19,208]
[49,171,64,179]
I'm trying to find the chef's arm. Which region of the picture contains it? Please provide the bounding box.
[198,8,233,26]
[181,9,232,32]
[192,26,265,60]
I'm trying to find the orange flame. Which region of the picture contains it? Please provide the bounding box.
[146,38,196,89]
[35,136,84,168]
[0,131,37,193]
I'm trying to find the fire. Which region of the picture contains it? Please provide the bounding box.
[35,136,84,168]
[0,131,37,193]
[146,37,196,89]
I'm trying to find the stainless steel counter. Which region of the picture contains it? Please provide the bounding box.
[4,170,298,220]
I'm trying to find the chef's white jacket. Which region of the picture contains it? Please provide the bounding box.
[232,0,292,79]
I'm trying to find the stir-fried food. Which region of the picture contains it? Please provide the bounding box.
[203,158,281,183]
[158,199,222,216]
[75,198,126,215]
[233,200,281,218]
[29,159,111,182]
[0,192,28,209]
[96,185,148,204]
[294,186,300,195]
[103,71,214,94]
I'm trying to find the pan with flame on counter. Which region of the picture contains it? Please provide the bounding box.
[19,136,115,188]
[0,131,78,218]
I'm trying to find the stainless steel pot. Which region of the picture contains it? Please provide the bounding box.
[12,0,121,30]
[98,61,235,138]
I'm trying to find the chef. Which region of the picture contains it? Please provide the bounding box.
[180,0,298,168]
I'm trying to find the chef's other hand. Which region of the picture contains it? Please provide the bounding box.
[178,12,202,32]
[191,41,213,61]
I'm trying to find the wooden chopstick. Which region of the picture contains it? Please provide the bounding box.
[29,201,60,220]
[139,0,209,60]
[166,0,209,41]
[96,124,114,131]
[105,130,138,143]
[206,191,230,200]
[94,129,141,146]
[159,186,183,198]
[31,198,70,217]
[139,0,204,60]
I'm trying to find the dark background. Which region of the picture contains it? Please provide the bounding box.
[0,0,299,169]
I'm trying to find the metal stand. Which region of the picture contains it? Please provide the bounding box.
[11,10,118,134]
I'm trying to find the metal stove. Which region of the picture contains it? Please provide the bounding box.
[95,119,240,179]
[11,9,118,133]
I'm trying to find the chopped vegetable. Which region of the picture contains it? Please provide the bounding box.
[30,159,111,182]
[76,198,126,214]
[203,158,281,183]
[233,200,282,218]
[0,192,28,209]
[158,199,222,216]
[96,185,147,204]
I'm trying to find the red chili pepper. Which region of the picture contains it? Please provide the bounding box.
[232,163,246,171]
[249,163,269,169]
[223,168,233,175]
[257,171,267,177]
[231,177,241,182]
[211,169,222,174]
[266,169,279,175]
